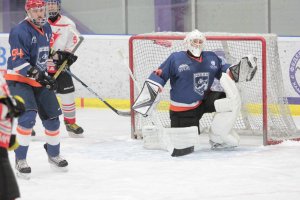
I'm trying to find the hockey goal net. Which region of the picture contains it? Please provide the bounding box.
[129,32,300,145]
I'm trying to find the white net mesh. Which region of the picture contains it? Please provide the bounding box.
[129,32,299,144]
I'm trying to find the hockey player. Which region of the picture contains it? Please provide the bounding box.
[0,75,25,200]
[4,0,76,178]
[44,0,84,137]
[133,29,257,156]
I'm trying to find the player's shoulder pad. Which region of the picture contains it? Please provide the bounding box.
[172,51,187,59]
[202,51,225,63]
[9,21,30,39]
[201,51,217,57]
[43,22,52,31]
[60,15,76,28]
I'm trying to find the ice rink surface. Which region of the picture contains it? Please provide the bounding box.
[10,108,300,200]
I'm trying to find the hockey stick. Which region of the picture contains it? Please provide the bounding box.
[65,69,131,117]
[53,36,84,79]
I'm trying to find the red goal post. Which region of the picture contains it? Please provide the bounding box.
[129,32,300,145]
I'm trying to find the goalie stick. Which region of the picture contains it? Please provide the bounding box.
[53,36,84,79]
[117,50,142,92]
[64,69,131,117]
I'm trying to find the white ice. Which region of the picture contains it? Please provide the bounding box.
[9,108,300,200]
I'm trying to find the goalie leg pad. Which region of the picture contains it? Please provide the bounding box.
[214,72,241,113]
[210,73,241,147]
[142,126,164,150]
[163,126,200,156]
[142,126,200,157]
[210,112,240,147]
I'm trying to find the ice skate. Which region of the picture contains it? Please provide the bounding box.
[44,144,68,172]
[48,155,69,172]
[65,121,84,138]
[31,129,36,136]
[209,140,237,151]
[15,159,31,180]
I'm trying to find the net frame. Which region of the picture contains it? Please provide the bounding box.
[129,32,299,146]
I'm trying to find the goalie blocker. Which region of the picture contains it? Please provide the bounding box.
[132,80,161,117]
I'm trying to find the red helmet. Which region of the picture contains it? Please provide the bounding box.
[25,0,46,11]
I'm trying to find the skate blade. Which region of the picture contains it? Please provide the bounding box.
[68,131,84,138]
[50,164,69,172]
[211,146,237,151]
[16,171,31,180]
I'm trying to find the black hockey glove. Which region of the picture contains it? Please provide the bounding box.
[27,66,57,90]
[8,134,19,151]
[53,50,78,68]
[0,95,25,118]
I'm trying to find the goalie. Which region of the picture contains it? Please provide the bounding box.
[132,29,258,156]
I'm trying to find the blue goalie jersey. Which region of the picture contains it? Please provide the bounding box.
[5,19,52,87]
[148,51,230,111]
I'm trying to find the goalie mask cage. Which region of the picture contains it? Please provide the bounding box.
[129,32,300,145]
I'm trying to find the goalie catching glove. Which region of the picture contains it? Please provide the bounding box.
[132,80,162,117]
[27,66,57,90]
[229,54,258,82]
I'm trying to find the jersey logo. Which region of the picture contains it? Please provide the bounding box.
[178,64,190,72]
[31,36,37,44]
[210,60,217,69]
[46,33,50,42]
[194,72,209,95]
[36,46,49,70]
[50,32,61,47]
[72,35,78,45]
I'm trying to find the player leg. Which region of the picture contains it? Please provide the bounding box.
[56,72,84,137]
[133,80,200,156]
[134,80,200,156]
[0,148,20,199]
[156,106,204,156]
[170,106,204,134]
[7,81,38,179]
[142,125,199,156]
[209,73,241,149]
[200,90,227,146]
[36,87,68,171]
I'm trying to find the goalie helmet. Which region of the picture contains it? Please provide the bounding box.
[184,29,206,57]
[45,0,61,18]
[25,0,47,27]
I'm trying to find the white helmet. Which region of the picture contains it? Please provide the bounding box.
[45,0,61,18]
[184,29,206,57]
